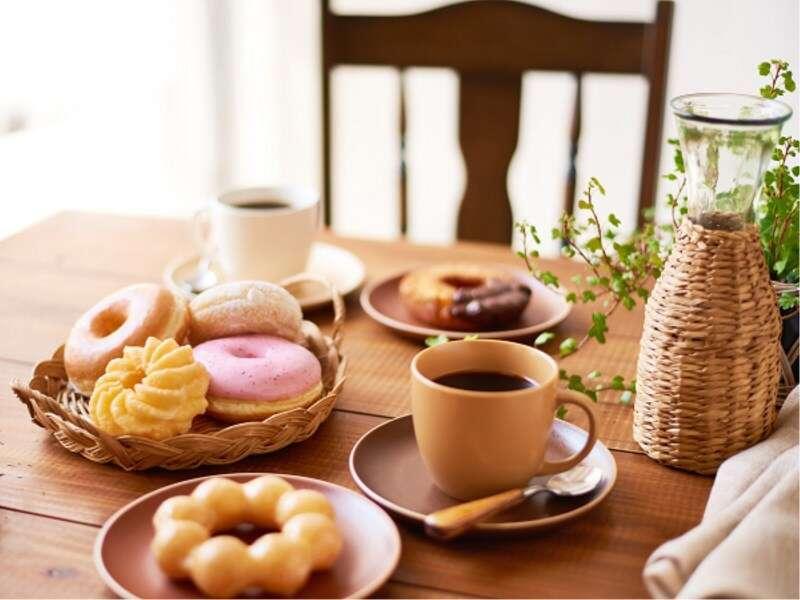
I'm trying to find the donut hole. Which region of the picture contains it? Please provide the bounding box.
[90,308,127,338]
[441,275,484,289]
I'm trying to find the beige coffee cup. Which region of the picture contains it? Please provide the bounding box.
[196,186,319,283]
[411,339,597,500]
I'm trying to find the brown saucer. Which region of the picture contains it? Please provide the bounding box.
[349,415,616,535]
[359,268,571,340]
[94,473,401,599]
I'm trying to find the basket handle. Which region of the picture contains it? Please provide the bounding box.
[279,272,345,348]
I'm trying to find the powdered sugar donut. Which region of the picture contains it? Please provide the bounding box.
[189,280,303,344]
[193,334,322,422]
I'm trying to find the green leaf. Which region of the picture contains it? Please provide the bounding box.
[783,71,796,92]
[558,368,568,380]
[582,290,597,303]
[587,370,602,379]
[610,375,625,391]
[758,61,771,76]
[425,335,449,347]
[565,291,577,303]
[555,405,568,419]
[586,237,603,252]
[578,200,591,210]
[551,227,562,240]
[590,177,606,195]
[567,374,585,392]
[539,271,560,287]
[778,292,799,310]
[622,295,636,310]
[608,213,621,227]
[534,332,556,346]
[559,337,577,357]
[588,312,608,343]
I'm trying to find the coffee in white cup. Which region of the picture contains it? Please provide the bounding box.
[197,186,319,283]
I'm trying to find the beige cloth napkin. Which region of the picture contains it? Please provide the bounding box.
[644,387,799,599]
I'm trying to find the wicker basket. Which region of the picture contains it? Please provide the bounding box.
[634,221,782,475]
[10,275,346,471]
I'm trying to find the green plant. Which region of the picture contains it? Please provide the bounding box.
[515,170,683,409]
[757,60,799,309]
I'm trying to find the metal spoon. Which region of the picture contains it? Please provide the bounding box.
[424,465,604,540]
[181,255,218,295]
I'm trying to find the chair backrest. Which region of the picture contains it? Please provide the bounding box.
[321,0,673,243]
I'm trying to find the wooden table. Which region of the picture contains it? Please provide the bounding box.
[0,212,713,598]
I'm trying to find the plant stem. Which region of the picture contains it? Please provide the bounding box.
[768,139,792,265]
[768,62,786,96]
[577,297,621,349]
[671,177,686,229]
[586,188,617,274]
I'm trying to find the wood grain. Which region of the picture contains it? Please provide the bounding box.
[0,510,113,599]
[0,212,713,599]
[0,509,472,599]
[393,451,710,599]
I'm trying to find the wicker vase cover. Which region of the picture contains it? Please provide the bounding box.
[10,275,346,471]
[634,221,781,474]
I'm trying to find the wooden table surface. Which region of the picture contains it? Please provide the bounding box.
[0,212,713,599]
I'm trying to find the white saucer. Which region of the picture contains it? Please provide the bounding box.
[164,242,366,311]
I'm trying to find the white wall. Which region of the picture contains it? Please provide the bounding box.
[0,0,797,254]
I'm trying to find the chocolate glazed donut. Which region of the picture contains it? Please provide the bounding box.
[398,264,533,331]
[450,279,532,329]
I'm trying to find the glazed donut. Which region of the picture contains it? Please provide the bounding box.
[189,280,302,345]
[399,263,532,330]
[65,284,190,395]
[151,475,342,598]
[192,334,323,422]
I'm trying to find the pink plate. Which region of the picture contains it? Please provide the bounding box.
[94,473,401,598]
[359,268,571,340]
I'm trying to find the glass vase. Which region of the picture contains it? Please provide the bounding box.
[671,93,792,230]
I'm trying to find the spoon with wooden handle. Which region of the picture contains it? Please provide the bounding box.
[424,465,603,540]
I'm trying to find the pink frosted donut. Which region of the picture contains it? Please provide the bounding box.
[193,334,323,422]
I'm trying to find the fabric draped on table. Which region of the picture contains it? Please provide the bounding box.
[643,386,799,599]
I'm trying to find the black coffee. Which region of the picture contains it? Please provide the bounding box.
[433,370,537,392]
[235,200,290,210]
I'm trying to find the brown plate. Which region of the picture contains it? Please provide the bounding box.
[349,415,616,535]
[359,268,571,340]
[94,473,401,599]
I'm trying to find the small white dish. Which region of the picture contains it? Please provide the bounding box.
[164,242,366,311]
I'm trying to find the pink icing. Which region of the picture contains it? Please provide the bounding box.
[192,334,321,401]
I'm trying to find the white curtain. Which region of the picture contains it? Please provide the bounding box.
[1,0,797,250]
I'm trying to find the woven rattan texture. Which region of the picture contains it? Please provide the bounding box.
[634,221,781,474]
[11,276,346,471]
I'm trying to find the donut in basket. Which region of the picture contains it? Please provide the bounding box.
[11,277,345,470]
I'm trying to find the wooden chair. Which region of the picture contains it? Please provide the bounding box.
[321,0,673,243]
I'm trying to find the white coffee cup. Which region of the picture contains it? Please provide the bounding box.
[196,186,319,282]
